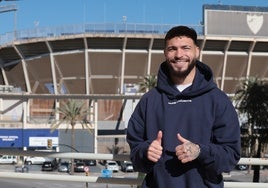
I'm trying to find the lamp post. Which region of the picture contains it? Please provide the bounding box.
[0,4,17,37]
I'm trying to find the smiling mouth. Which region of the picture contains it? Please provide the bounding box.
[171,59,189,65]
[176,60,187,63]
[171,58,189,63]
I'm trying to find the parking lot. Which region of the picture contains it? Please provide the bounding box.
[0,160,138,178]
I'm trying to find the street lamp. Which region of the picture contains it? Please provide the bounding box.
[0,4,18,37]
[0,4,17,13]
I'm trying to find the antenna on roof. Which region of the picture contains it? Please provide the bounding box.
[122,16,127,23]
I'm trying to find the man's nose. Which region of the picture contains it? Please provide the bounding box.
[174,49,183,58]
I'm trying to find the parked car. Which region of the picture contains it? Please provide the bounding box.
[41,161,57,171]
[235,164,249,171]
[84,159,96,166]
[25,156,53,165]
[121,161,134,172]
[0,155,17,164]
[58,162,70,172]
[74,159,96,166]
[74,162,88,172]
[105,160,119,172]
[262,154,268,169]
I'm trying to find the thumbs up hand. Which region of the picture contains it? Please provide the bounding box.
[175,133,200,163]
[147,131,163,163]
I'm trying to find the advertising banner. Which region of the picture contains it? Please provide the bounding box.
[0,129,58,148]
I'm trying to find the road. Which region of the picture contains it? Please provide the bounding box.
[224,169,268,183]
[0,164,268,188]
[0,163,138,188]
[0,178,137,188]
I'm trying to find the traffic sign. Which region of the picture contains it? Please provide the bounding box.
[84,166,89,172]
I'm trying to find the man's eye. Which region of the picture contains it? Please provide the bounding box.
[167,47,176,51]
[183,46,191,50]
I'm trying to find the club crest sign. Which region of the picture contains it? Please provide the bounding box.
[247,13,263,34]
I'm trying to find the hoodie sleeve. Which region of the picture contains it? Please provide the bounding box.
[197,94,241,177]
[126,97,155,173]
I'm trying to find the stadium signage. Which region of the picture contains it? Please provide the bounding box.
[247,13,264,34]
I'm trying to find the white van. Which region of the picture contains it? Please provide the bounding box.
[0,155,17,164]
[25,156,53,165]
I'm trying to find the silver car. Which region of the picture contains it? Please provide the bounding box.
[105,160,119,172]
[121,161,134,172]
[58,162,70,172]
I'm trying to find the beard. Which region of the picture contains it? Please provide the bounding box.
[166,58,197,79]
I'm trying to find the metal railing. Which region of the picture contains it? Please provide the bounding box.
[0,22,204,46]
[0,149,267,187]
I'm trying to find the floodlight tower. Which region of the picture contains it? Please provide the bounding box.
[0,4,17,13]
[0,3,18,36]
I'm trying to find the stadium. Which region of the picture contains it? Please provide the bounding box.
[0,4,268,154]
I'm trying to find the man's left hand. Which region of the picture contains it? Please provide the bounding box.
[175,133,200,163]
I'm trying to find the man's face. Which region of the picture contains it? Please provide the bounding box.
[164,36,200,78]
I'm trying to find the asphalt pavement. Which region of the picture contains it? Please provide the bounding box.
[224,169,268,183]
[1,164,268,188]
[0,163,139,188]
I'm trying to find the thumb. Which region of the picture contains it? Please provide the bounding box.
[156,130,162,144]
[177,133,189,144]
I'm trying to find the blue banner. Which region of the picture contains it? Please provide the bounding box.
[0,129,58,148]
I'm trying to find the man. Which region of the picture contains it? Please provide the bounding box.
[126,26,240,188]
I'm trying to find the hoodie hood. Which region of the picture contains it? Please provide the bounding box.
[157,60,217,99]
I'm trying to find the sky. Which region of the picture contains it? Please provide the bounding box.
[0,0,268,35]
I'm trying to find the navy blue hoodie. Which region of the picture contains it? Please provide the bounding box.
[127,61,241,188]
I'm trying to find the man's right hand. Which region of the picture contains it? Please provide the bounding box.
[147,130,163,162]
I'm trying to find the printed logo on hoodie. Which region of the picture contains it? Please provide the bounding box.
[168,99,192,105]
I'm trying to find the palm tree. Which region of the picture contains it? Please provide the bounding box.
[107,138,124,154]
[139,74,157,92]
[50,99,94,174]
[235,77,268,182]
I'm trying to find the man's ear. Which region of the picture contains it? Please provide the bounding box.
[195,46,200,59]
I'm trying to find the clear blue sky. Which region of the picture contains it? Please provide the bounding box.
[0,0,268,35]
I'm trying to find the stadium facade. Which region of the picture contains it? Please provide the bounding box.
[0,4,267,154]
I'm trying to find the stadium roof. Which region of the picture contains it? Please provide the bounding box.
[203,4,268,12]
[0,9,268,96]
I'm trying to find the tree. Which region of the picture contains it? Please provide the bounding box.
[107,138,124,154]
[106,137,124,165]
[139,75,157,92]
[235,77,268,182]
[50,99,94,175]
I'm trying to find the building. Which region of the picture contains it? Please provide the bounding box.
[0,4,267,154]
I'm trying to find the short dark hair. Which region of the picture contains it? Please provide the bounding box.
[164,25,198,45]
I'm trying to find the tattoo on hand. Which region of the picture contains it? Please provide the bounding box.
[183,142,200,160]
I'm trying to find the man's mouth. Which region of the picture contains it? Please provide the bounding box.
[171,59,189,64]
